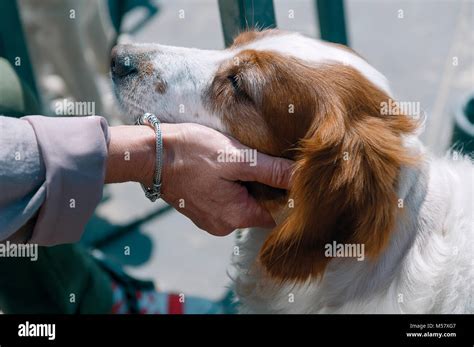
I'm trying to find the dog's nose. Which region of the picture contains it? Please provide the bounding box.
[111,45,138,78]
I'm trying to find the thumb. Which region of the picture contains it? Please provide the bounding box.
[237,152,294,190]
[235,193,276,229]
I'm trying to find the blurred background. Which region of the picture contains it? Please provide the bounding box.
[1,0,472,302]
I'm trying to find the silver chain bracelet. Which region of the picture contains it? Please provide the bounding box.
[135,113,162,202]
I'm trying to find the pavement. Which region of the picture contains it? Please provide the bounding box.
[90,0,474,301]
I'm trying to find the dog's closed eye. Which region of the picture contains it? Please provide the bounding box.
[227,74,254,103]
[227,75,240,91]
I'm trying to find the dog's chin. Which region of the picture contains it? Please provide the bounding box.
[116,101,142,124]
[116,96,178,125]
[113,91,146,124]
[112,79,150,122]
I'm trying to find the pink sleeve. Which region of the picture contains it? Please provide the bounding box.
[22,115,110,245]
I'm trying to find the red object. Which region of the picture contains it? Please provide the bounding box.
[111,300,123,314]
[168,294,184,314]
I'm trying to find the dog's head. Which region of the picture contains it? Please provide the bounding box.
[112,30,418,282]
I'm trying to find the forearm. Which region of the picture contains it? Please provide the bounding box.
[2,117,174,244]
[2,119,171,244]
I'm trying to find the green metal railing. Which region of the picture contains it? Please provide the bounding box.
[108,0,159,36]
[218,0,277,47]
[451,94,474,156]
[316,0,348,45]
[218,0,348,47]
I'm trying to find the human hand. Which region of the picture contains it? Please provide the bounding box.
[160,123,292,236]
[105,123,293,236]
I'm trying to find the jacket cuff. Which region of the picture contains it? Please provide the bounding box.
[23,116,110,245]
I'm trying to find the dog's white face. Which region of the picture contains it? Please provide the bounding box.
[112,30,418,282]
[112,42,230,131]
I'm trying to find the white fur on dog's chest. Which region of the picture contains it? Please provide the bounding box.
[232,227,403,313]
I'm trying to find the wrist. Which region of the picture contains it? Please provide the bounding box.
[136,125,157,186]
[136,122,180,198]
[105,125,156,185]
[159,123,180,195]
[105,123,182,191]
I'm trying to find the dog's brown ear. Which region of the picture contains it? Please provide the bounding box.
[259,67,418,282]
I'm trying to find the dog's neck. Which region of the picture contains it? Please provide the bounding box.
[263,199,291,225]
[243,183,288,227]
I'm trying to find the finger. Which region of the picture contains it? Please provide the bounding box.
[237,153,294,190]
[233,194,276,229]
[199,222,234,237]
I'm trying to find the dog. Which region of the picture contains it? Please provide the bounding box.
[111,29,473,313]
